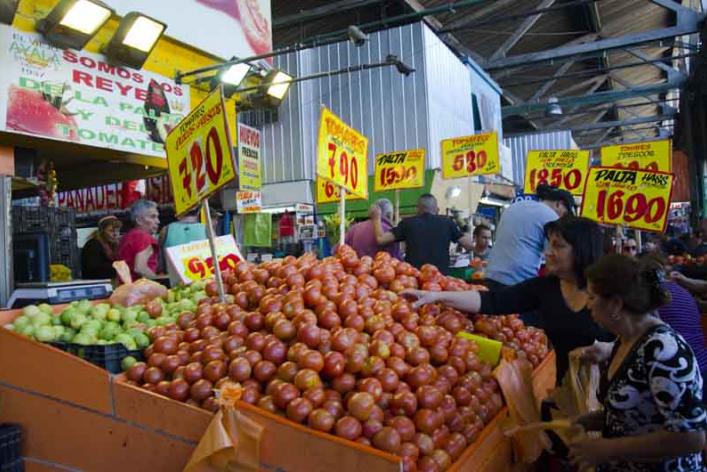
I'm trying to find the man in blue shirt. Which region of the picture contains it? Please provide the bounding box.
[485,184,575,289]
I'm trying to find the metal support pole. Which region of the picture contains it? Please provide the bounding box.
[339,189,346,247]
[203,199,226,303]
[0,176,12,308]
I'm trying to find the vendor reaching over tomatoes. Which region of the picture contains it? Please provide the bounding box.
[403,216,614,383]
[371,193,474,275]
[118,199,161,281]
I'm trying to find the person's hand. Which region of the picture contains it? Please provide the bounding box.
[401,289,438,310]
[369,205,382,220]
[569,437,613,471]
[670,271,686,283]
[578,341,613,364]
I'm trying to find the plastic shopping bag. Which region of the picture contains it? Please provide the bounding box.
[109,261,168,307]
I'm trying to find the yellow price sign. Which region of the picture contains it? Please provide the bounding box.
[166,86,236,217]
[237,123,262,190]
[580,167,674,233]
[441,132,500,179]
[600,139,672,172]
[315,176,364,204]
[316,107,369,199]
[524,150,590,195]
[374,149,425,192]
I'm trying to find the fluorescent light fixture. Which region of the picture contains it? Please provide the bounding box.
[221,63,251,86]
[266,71,292,100]
[121,15,165,52]
[59,0,111,34]
[38,0,114,50]
[104,12,166,68]
[545,97,563,117]
[0,0,20,25]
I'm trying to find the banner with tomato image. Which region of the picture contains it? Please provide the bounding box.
[523,150,589,196]
[441,132,500,179]
[600,139,672,173]
[0,25,190,157]
[580,167,674,233]
[374,149,425,192]
[103,0,272,61]
[316,107,369,199]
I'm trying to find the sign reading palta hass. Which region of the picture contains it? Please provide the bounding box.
[0,25,190,157]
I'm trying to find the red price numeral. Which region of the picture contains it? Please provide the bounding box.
[324,181,336,199]
[452,150,488,174]
[178,126,224,199]
[326,143,359,190]
[380,166,418,188]
[595,190,667,225]
[529,168,582,192]
[186,257,207,279]
[220,254,240,272]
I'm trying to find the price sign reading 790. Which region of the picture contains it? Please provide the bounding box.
[165,86,236,217]
[316,107,368,199]
[580,167,674,233]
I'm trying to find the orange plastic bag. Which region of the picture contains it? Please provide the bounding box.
[494,358,552,463]
[184,384,264,472]
[108,278,168,307]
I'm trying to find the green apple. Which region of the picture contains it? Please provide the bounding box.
[35,325,57,342]
[114,333,137,350]
[121,310,138,324]
[121,356,138,371]
[17,325,35,338]
[38,303,53,314]
[51,315,62,326]
[99,324,120,341]
[136,311,151,323]
[132,332,150,349]
[32,312,52,327]
[69,312,87,330]
[59,328,76,343]
[52,325,65,338]
[13,315,30,330]
[72,332,94,345]
[22,305,41,319]
[107,308,122,322]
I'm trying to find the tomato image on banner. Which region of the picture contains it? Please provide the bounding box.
[374,149,425,192]
[441,132,500,179]
[580,167,674,233]
[316,107,369,199]
[523,150,589,196]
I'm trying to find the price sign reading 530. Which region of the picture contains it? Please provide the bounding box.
[580,167,674,233]
[441,132,500,179]
[166,86,236,217]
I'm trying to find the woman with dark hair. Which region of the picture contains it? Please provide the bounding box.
[81,215,122,279]
[570,254,706,472]
[403,216,613,383]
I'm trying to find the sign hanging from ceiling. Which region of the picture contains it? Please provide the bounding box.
[237,123,262,190]
[600,139,672,173]
[441,132,500,179]
[0,25,190,157]
[580,167,674,233]
[374,149,425,192]
[103,0,272,60]
[315,176,365,204]
[524,149,590,195]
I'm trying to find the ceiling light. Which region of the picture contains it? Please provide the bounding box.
[265,70,292,100]
[0,0,19,25]
[545,97,563,117]
[386,54,415,76]
[37,0,113,50]
[104,12,165,68]
[221,62,251,86]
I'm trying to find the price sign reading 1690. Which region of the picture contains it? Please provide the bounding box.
[166,86,236,217]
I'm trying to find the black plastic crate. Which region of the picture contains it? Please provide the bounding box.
[0,458,23,472]
[0,424,21,466]
[48,342,143,374]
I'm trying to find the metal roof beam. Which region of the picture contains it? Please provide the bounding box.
[554,74,608,97]
[555,113,676,132]
[489,0,557,61]
[529,61,575,102]
[443,0,517,30]
[484,2,701,70]
[274,0,386,28]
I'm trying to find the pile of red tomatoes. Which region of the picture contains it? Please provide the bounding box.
[124,246,548,471]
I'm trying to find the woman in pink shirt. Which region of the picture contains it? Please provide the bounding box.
[345,199,401,259]
[118,199,160,281]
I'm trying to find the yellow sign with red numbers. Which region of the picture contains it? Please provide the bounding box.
[600,139,672,173]
[165,86,236,217]
[580,167,674,233]
[165,235,244,283]
[315,176,364,204]
[316,107,368,199]
[524,150,590,195]
[374,149,425,192]
[441,132,500,179]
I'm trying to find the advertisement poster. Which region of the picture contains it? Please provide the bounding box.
[238,123,262,190]
[104,0,272,60]
[0,25,190,157]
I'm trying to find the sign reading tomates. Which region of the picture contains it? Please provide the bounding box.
[165,86,236,217]
[600,139,672,172]
[580,167,674,232]
[315,177,364,204]
[441,132,500,179]
[374,149,425,192]
[524,150,589,195]
[316,107,368,199]
[165,235,244,284]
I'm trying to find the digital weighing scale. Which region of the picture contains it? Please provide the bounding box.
[5,280,114,309]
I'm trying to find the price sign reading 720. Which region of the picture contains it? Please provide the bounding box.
[165,86,236,217]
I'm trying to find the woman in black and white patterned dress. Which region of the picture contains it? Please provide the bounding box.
[570,254,706,472]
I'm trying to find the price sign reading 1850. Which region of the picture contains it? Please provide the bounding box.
[441,132,500,179]
[166,86,236,217]
[580,167,674,233]
[524,150,589,195]
[316,107,368,199]
[374,149,425,192]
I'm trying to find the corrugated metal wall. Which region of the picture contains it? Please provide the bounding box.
[503,131,578,186]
